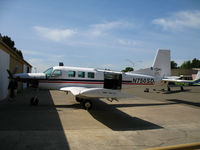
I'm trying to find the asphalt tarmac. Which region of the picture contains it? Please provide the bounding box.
[0,86,200,150]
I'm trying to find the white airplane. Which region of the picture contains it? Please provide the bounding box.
[162,70,200,91]
[7,50,169,110]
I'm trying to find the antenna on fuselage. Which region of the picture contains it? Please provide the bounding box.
[59,62,64,66]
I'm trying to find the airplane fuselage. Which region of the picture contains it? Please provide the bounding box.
[37,66,159,90]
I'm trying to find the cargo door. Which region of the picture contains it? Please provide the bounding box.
[104,73,122,90]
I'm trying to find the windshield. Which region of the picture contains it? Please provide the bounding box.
[43,67,53,78]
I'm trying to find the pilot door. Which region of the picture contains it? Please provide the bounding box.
[104,73,122,90]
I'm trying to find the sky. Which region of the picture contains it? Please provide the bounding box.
[0,0,200,72]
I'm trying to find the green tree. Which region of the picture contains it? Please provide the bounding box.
[2,35,15,49]
[180,58,200,69]
[180,60,192,69]
[1,34,23,58]
[16,49,23,58]
[122,67,134,72]
[191,58,200,68]
[171,61,178,69]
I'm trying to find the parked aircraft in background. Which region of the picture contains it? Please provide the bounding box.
[162,70,200,91]
[133,49,200,91]
[7,49,171,110]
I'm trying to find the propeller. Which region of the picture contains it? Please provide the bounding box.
[7,67,18,99]
[7,69,13,79]
[7,66,18,79]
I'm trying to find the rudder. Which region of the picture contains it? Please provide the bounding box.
[152,49,171,77]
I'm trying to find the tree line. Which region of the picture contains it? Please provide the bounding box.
[122,59,200,73]
[0,34,23,58]
[171,58,200,69]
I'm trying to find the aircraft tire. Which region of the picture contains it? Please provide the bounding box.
[30,97,39,106]
[83,100,92,110]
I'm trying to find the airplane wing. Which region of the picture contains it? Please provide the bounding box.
[59,87,132,99]
[162,78,192,83]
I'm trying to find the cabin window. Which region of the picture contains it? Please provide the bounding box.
[52,70,62,77]
[88,72,95,78]
[78,71,85,78]
[68,71,76,77]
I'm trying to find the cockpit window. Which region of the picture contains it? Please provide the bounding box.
[43,67,53,78]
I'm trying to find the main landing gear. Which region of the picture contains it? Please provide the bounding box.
[76,97,93,110]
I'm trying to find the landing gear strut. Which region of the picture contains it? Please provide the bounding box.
[75,97,83,103]
[168,87,171,91]
[180,86,184,91]
[144,88,149,92]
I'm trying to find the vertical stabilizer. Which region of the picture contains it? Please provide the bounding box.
[195,71,200,80]
[193,71,200,85]
[152,49,171,77]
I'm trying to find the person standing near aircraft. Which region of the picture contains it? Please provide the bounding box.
[8,79,18,99]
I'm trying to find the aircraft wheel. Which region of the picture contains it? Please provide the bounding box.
[30,97,39,106]
[83,100,92,110]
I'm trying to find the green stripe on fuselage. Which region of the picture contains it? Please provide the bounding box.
[174,82,190,86]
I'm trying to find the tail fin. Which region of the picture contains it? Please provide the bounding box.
[133,49,171,77]
[195,70,200,80]
[152,49,171,77]
[190,71,200,85]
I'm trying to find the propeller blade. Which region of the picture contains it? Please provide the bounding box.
[7,69,13,79]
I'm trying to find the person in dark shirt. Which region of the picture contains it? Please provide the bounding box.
[8,79,18,98]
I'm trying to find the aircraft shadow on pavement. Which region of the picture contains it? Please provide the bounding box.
[55,100,178,131]
[55,103,81,109]
[163,89,191,94]
[54,100,176,109]
[88,99,164,131]
[167,99,200,108]
[0,89,70,150]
